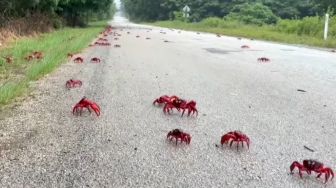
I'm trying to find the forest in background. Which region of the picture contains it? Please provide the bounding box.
[122,0,333,22]
[0,0,115,45]
[122,0,336,47]
[0,0,115,27]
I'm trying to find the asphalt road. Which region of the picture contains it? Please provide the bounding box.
[0,13,336,188]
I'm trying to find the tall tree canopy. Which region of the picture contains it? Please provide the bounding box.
[122,0,325,22]
[0,0,115,26]
[314,0,336,12]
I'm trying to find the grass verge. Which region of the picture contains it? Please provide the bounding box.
[0,21,107,105]
[149,20,336,48]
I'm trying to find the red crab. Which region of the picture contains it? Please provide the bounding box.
[73,97,101,116]
[98,38,108,42]
[32,51,43,60]
[105,26,113,31]
[241,45,250,49]
[74,57,84,63]
[91,57,101,63]
[25,51,43,61]
[2,56,13,64]
[163,98,198,117]
[258,57,270,63]
[290,160,334,183]
[101,42,111,46]
[66,79,82,89]
[221,131,250,150]
[153,95,179,105]
[95,42,111,46]
[25,55,34,61]
[167,129,191,145]
[67,53,74,58]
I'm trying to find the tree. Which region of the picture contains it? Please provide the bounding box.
[260,0,319,18]
[314,0,336,13]
[121,0,326,22]
[122,0,166,21]
[226,2,279,25]
[0,0,115,27]
[59,0,114,26]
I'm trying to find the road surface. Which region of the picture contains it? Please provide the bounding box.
[0,12,336,188]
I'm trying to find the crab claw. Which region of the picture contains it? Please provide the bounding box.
[324,168,334,183]
[331,169,335,180]
[290,161,304,178]
[90,103,101,116]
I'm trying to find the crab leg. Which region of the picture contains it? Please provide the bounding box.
[330,170,334,180]
[229,140,234,148]
[181,109,186,117]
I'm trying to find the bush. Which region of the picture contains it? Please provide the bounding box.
[275,16,336,38]
[201,17,222,27]
[173,11,185,22]
[275,19,300,33]
[200,17,242,29]
[226,3,279,25]
[297,16,323,36]
[52,15,65,29]
[0,0,115,28]
[172,14,336,40]
[0,13,56,44]
[329,16,336,38]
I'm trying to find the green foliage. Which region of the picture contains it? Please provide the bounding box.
[122,0,325,22]
[261,0,319,19]
[57,0,115,26]
[122,0,165,22]
[173,11,185,21]
[329,16,336,37]
[150,17,336,48]
[0,20,107,105]
[276,16,335,38]
[201,17,223,27]
[226,3,279,25]
[123,0,333,45]
[0,0,115,27]
[201,17,242,28]
[314,0,336,13]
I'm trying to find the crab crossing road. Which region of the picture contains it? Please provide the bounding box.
[0,11,335,188]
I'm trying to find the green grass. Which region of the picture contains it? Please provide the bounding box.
[0,21,107,105]
[149,20,336,48]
